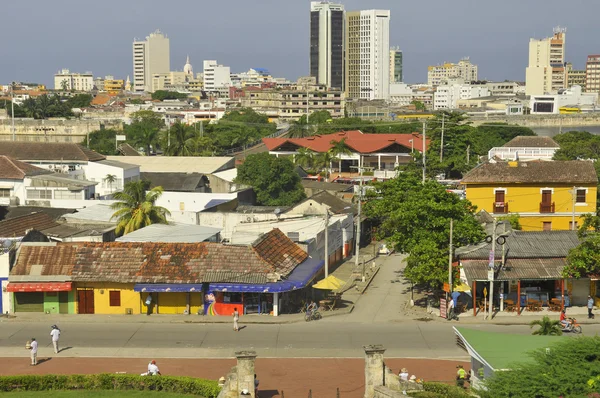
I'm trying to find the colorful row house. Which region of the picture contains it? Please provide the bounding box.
[461,160,598,231]
[6,229,323,317]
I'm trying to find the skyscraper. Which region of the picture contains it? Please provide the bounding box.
[585,55,600,93]
[133,30,171,92]
[345,9,390,100]
[390,47,403,83]
[525,27,567,96]
[310,2,345,90]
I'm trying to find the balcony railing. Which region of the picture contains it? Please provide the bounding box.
[493,202,509,214]
[539,202,555,213]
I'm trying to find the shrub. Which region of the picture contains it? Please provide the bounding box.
[422,382,471,398]
[0,374,220,397]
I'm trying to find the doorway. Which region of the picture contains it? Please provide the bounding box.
[77,290,95,314]
[59,292,69,314]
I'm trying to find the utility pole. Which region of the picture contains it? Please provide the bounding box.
[11,82,16,141]
[355,166,363,276]
[448,218,453,292]
[324,209,330,278]
[488,219,497,321]
[200,120,204,137]
[422,122,427,184]
[571,186,576,230]
[466,145,471,164]
[440,114,445,163]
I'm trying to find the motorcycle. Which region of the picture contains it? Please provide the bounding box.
[304,309,322,322]
[562,317,582,334]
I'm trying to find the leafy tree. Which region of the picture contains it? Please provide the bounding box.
[127,110,164,155]
[553,131,600,161]
[293,148,316,170]
[288,115,314,138]
[235,152,306,206]
[329,137,352,159]
[529,316,563,336]
[479,337,600,398]
[563,234,600,278]
[315,150,338,180]
[308,110,332,125]
[165,121,196,156]
[497,214,522,230]
[66,94,93,109]
[110,180,170,236]
[151,90,189,101]
[411,100,426,111]
[364,171,485,287]
[84,129,120,155]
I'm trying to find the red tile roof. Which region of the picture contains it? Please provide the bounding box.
[0,212,60,238]
[263,130,429,154]
[0,156,52,180]
[11,229,308,284]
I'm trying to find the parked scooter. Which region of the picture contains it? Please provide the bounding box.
[562,317,582,334]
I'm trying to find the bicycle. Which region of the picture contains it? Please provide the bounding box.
[304,308,322,322]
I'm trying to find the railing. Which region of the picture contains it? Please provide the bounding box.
[492,202,509,214]
[487,147,557,160]
[540,202,556,213]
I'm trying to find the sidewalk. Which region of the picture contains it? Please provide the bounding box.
[434,305,598,325]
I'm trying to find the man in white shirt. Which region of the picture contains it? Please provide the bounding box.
[447,298,456,321]
[50,325,61,354]
[29,338,38,366]
[147,360,161,376]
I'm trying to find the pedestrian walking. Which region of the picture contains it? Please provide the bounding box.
[28,338,38,366]
[145,294,153,316]
[50,325,61,354]
[447,298,457,321]
[456,365,467,389]
[233,308,240,331]
[588,295,595,319]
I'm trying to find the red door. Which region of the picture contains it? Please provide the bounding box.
[78,290,95,314]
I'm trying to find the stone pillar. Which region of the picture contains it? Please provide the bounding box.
[235,350,257,397]
[273,292,279,317]
[364,345,386,398]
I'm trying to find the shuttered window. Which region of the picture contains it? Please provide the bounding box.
[109,291,121,307]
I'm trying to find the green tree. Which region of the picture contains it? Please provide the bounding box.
[294,147,316,170]
[166,121,196,156]
[563,233,600,278]
[497,214,522,230]
[479,337,600,398]
[288,115,314,138]
[364,172,485,287]
[315,150,338,180]
[151,90,189,101]
[127,110,164,155]
[529,316,563,336]
[66,94,93,109]
[84,129,120,155]
[308,110,332,125]
[110,180,170,236]
[104,174,117,194]
[411,100,426,111]
[235,152,306,206]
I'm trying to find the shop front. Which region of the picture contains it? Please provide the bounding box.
[134,284,205,315]
[208,257,325,316]
[6,282,74,314]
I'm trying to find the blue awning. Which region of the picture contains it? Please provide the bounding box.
[209,257,324,293]
[134,284,204,293]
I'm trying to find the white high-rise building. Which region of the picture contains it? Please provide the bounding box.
[345,9,390,100]
[525,27,567,96]
[54,69,94,92]
[427,58,478,86]
[132,30,171,92]
[203,60,231,92]
[310,1,345,90]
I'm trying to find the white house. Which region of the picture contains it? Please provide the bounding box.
[83,159,140,197]
[434,84,489,110]
[388,83,414,107]
[530,85,598,114]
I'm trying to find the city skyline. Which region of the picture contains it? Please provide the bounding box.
[2,0,599,86]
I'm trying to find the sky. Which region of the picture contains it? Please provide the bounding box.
[2,0,599,87]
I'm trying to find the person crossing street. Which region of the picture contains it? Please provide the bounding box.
[50,325,61,354]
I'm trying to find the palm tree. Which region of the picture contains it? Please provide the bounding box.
[316,150,338,182]
[329,138,352,174]
[529,316,563,336]
[287,115,314,138]
[166,121,196,156]
[294,147,315,170]
[110,180,171,236]
[103,174,117,194]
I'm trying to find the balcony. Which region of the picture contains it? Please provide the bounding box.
[539,202,555,213]
[492,202,509,214]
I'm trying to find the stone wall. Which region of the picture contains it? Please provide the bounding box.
[0,118,123,143]
[470,113,600,128]
[217,350,257,398]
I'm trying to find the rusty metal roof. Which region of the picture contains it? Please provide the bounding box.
[462,258,566,282]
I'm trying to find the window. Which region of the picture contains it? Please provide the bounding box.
[543,222,552,231]
[0,189,10,198]
[223,292,242,303]
[576,189,587,204]
[109,291,121,307]
[569,221,578,230]
[27,189,52,200]
[54,190,80,200]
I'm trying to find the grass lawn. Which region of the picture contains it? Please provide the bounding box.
[0,391,199,397]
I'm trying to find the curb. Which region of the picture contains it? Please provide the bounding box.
[357,265,381,295]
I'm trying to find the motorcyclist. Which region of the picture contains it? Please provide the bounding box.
[559,309,571,329]
[307,301,317,315]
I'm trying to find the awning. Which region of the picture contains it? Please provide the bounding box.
[134,284,204,293]
[462,258,566,283]
[210,258,325,293]
[6,282,72,292]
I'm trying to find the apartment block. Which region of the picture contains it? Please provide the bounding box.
[132,30,170,92]
[54,69,94,92]
[427,58,477,86]
[310,1,345,90]
[525,27,567,96]
[203,60,231,94]
[390,47,403,83]
[586,55,600,93]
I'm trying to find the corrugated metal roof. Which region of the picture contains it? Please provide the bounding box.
[96,159,139,170]
[462,258,565,281]
[107,156,235,174]
[456,230,580,259]
[116,224,221,243]
[63,204,116,223]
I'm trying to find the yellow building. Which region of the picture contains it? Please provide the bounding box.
[74,283,142,315]
[462,160,598,231]
[104,79,124,94]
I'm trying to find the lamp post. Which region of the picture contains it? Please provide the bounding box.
[409,139,414,153]
[350,165,374,279]
[11,82,15,141]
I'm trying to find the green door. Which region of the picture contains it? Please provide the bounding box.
[14,292,44,312]
[58,292,69,314]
